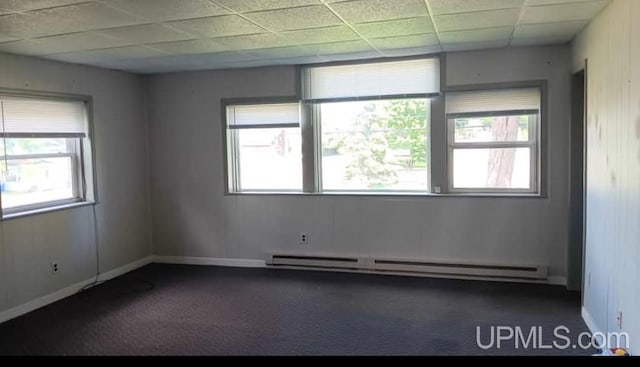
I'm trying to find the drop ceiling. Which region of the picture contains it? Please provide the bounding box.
[0,0,610,73]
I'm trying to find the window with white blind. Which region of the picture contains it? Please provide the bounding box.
[304,57,438,192]
[226,102,302,192]
[0,95,93,214]
[446,88,541,193]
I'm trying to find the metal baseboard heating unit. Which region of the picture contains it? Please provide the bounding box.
[267,254,548,282]
[372,258,547,280]
[268,255,364,270]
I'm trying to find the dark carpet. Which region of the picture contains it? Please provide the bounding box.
[0,264,592,356]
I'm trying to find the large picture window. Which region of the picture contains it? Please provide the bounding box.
[0,96,93,214]
[318,99,430,192]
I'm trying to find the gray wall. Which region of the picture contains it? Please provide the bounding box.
[0,52,152,313]
[572,0,639,351]
[147,45,572,280]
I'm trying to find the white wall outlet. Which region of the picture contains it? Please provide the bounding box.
[51,262,59,275]
[300,232,309,245]
[434,185,442,194]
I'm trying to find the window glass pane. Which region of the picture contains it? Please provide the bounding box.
[320,99,429,191]
[453,115,531,143]
[0,138,70,155]
[452,148,531,189]
[0,156,75,209]
[237,127,302,191]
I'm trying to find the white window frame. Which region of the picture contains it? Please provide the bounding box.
[0,92,95,218]
[224,100,303,194]
[447,109,540,194]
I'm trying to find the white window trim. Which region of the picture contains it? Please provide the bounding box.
[225,101,303,193]
[0,90,96,218]
[446,111,539,194]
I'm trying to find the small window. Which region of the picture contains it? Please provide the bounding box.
[0,96,93,214]
[226,103,302,192]
[318,98,430,192]
[446,88,540,193]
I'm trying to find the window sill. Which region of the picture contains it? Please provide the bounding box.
[226,191,545,199]
[2,201,97,221]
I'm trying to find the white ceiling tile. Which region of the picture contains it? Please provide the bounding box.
[245,45,318,59]
[520,1,609,24]
[442,39,510,52]
[215,33,297,50]
[354,17,434,38]
[244,5,341,31]
[511,34,573,46]
[0,31,15,42]
[101,0,230,22]
[147,38,229,54]
[0,2,146,38]
[514,20,587,39]
[49,45,171,63]
[380,45,442,57]
[167,15,265,38]
[214,0,321,13]
[329,0,428,23]
[302,39,374,55]
[434,8,520,32]
[0,0,88,12]
[0,31,129,55]
[96,23,194,44]
[526,0,608,5]
[280,26,359,45]
[370,33,439,50]
[439,26,513,44]
[427,0,525,15]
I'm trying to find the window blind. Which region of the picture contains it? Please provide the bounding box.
[227,103,300,129]
[446,88,541,117]
[302,58,440,102]
[0,97,87,137]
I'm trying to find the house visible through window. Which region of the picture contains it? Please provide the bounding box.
[0,96,93,214]
[226,103,302,192]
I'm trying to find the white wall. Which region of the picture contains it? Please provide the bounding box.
[147,45,572,279]
[572,0,639,351]
[0,52,152,313]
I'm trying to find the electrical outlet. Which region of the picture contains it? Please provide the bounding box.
[51,262,59,275]
[300,232,309,245]
[434,185,442,194]
[616,311,623,329]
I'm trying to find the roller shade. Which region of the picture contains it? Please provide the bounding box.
[227,103,300,129]
[0,97,87,137]
[446,88,541,117]
[302,58,440,102]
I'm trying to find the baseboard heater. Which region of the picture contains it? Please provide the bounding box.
[267,254,548,282]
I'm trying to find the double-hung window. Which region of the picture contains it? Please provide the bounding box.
[446,88,541,193]
[226,102,302,192]
[304,58,440,192]
[0,96,93,215]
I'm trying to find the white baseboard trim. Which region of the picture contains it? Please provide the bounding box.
[0,255,153,325]
[547,276,567,286]
[97,256,154,282]
[153,256,266,268]
[582,306,604,336]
